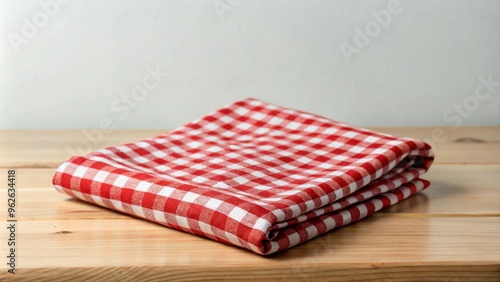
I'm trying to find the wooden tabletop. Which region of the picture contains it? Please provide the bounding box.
[0,127,499,281]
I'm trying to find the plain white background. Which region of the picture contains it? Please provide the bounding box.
[1,0,499,129]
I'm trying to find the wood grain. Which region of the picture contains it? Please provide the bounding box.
[0,217,498,281]
[0,127,499,281]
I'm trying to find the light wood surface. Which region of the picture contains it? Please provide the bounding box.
[0,127,499,281]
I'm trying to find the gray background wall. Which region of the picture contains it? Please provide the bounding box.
[1,0,499,129]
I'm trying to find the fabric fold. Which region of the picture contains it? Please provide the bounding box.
[53,98,434,255]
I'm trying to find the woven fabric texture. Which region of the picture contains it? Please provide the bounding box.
[53,98,434,255]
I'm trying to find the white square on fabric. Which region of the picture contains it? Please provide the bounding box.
[294,144,307,150]
[153,210,166,223]
[304,125,319,132]
[213,182,230,189]
[90,195,105,206]
[237,123,252,130]
[227,152,240,159]
[251,171,266,178]
[255,127,270,134]
[187,141,203,148]
[133,156,149,163]
[191,153,206,158]
[269,117,284,125]
[357,205,368,218]
[244,159,259,165]
[228,207,248,222]
[323,127,338,135]
[135,181,153,192]
[297,156,312,164]
[286,121,301,130]
[254,185,270,190]
[305,225,318,238]
[313,149,328,155]
[261,155,275,162]
[175,215,190,229]
[156,165,170,171]
[296,183,315,189]
[288,232,300,246]
[173,159,189,165]
[170,146,184,153]
[73,166,89,178]
[333,155,348,161]
[116,145,132,152]
[158,186,175,197]
[206,198,223,210]
[340,210,352,224]
[276,139,288,145]
[198,222,214,236]
[192,176,209,183]
[152,151,167,158]
[327,141,344,148]
[253,218,271,230]
[233,176,250,185]
[303,168,320,174]
[136,141,149,148]
[132,205,146,218]
[281,164,297,170]
[278,151,293,156]
[225,232,242,246]
[235,107,250,115]
[182,192,200,203]
[309,137,322,144]
[267,167,280,174]
[342,131,358,138]
[372,148,388,154]
[113,175,129,187]
[272,180,288,186]
[388,140,403,145]
[349,146,364,153]
[317,163,334,169]
[205,123,218,130]
[364,136,380,143]
[93,171,109,182]
[290,205,301,217]
[221,131,236,137]
[251,112,266,120]
[272,209,286,221]
[191,163,207,170]
[220,115,234,123]
[110,199,124,211]
[261,145,274,150]
[228,163,244,170]
[207,146,223,152]
[228,144,241,151]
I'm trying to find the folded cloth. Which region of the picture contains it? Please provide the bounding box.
[53,98,434,255]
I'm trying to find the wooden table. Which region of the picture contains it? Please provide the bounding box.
[0,127,499,281]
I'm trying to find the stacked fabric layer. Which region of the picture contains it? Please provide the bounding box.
[53,98,434,255]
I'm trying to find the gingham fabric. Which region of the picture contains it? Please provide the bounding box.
[53,98,434,255]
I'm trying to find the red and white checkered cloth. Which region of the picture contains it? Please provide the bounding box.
[53,98,434,255]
